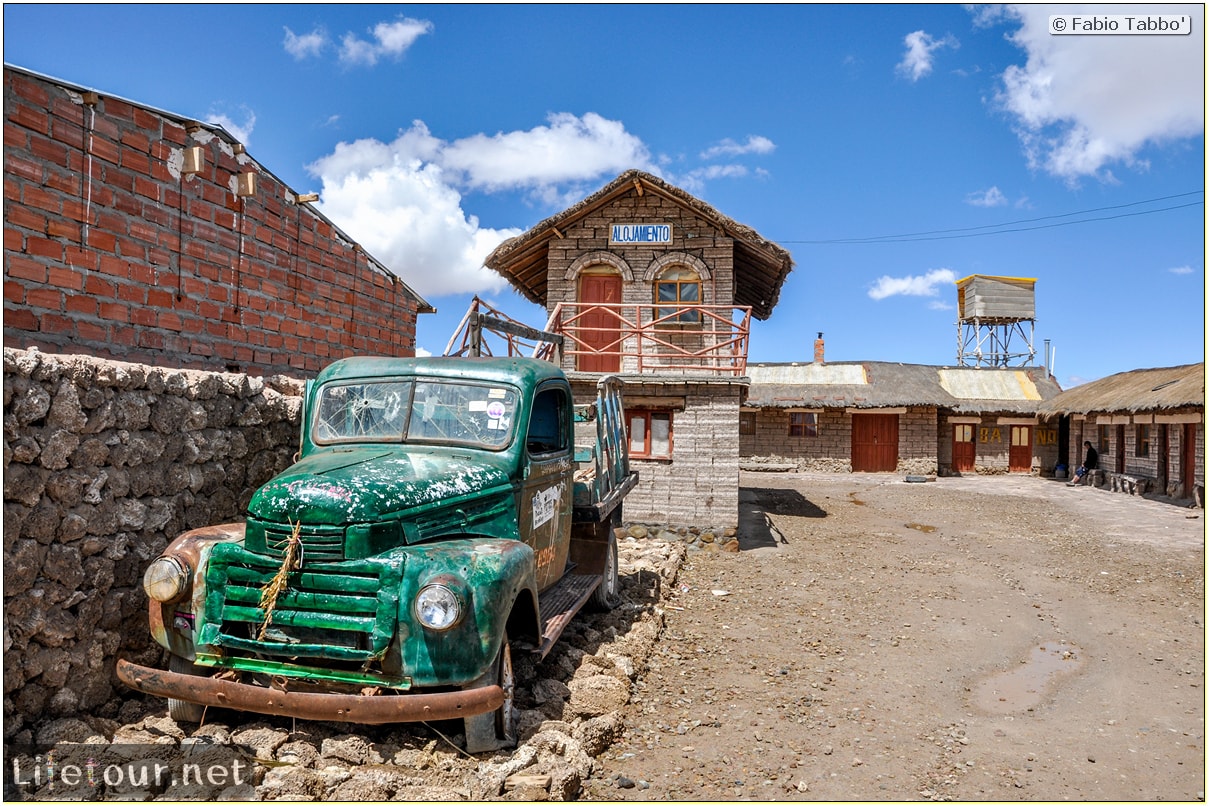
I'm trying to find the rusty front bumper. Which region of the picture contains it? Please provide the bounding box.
[116,659,504,724]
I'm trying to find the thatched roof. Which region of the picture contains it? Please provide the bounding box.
[483,169,793,320]
[743,361,1063,414]
[1036,363,1205,417]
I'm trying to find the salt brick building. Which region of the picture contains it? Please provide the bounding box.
[3,65,431,377]
[485,170,794,530]
[1038,363,1204,505]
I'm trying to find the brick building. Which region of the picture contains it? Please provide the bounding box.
[3,65,431,377]
[742,337,1065,476]
[485,170,793,529]
[1038,362,1204,504]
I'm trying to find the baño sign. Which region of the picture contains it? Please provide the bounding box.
[609,223,672,245]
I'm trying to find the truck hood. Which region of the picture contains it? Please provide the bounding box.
[248,448,514,525]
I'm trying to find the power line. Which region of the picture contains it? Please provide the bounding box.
[781,191,1205,245]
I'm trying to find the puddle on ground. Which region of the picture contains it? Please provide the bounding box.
[905,522,937,533]
[970,642,1084,714]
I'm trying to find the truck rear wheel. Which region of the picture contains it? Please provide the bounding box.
[166,654,205,723]
[463,632,517,753]
[588,529,620,611]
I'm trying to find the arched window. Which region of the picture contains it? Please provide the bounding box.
[654,266,701,324]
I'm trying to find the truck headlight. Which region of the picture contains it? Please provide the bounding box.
[414,584,461,631]
[144,556,189,603]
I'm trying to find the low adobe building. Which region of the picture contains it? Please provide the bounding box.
[1037,363,1204,505]
[741,336,1065,476]
[485,170,793,530]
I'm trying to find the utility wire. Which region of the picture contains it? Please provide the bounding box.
[781,191,1204,245]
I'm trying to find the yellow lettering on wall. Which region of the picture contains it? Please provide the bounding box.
[991,427,1002,443]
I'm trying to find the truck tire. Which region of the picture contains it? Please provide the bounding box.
[588,529,620,611]
[463,632,517,753]
[166,654,205,723]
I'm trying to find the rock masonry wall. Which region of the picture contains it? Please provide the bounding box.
[2,347,303,737]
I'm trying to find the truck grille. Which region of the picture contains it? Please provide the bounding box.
[197,543,402,663]
[263,522,346,561]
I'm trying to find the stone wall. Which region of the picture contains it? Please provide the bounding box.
[740,406,940,475]
[2,348,303,737]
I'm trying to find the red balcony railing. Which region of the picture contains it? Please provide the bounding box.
[542,302,751,377]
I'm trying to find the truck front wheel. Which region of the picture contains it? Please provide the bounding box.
[166,654,206,723]
[463,632,517,753]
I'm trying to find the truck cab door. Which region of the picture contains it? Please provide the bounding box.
[519,382,574,591]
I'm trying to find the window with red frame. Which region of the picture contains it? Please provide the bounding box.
[628,409,673,459]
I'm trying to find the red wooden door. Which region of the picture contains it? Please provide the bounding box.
[1115,425,1126,473]
[1009,425,1032,473]
[577,273,622,373]
[851,413,898,472]
[952,424,975,472]
[1159,425,1169,490]
[1182,423,1197,498]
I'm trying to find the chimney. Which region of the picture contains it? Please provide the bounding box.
[813,332,825,364]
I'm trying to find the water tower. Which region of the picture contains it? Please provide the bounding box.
[955,275,1036,368]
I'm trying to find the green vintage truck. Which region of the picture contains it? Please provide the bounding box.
[117,356,636,752]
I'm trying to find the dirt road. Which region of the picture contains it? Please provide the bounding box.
[582,472,1205,801]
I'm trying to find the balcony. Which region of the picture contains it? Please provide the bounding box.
[542,302,751,378]
[445,298,752,378]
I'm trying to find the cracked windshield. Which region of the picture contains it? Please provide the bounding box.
[314,380,518,448]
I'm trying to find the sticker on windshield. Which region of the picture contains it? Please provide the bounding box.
[469,400,488,412]
[486,401,506,419]
[488,389,507,399]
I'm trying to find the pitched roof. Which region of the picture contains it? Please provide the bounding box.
[1036,363,1205,416]
[483,169,794,320]
[743,361,1063,413]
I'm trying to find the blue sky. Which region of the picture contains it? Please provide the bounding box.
[3,4,1204,386]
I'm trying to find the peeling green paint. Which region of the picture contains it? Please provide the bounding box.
[132,358,635,720]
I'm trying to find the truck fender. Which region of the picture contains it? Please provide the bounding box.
[400,537,540,686]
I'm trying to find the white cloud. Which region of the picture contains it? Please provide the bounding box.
[1168,265,1194,275]
[966,186,1008,207]
[989,4,1204,182]
[340,17,432,66]
[700,135,775,160]
[307,113,657,298]
[206,108,256,146]
[897,30,958,81]
[283,26,327,59]
[868,268,958,300]
[440,112,654,192]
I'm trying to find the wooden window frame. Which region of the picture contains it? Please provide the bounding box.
[1134,424,1150,458]
[739,410,757,436]
[788,411,818,438]
[1098,424,1110,456]
[628,408,674,459]
[653,267,702,325]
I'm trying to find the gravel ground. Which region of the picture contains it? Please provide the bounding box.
[10,471,1203,801]
[583,471,1205,801]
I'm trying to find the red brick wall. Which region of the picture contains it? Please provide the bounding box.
[3,67,427,377]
